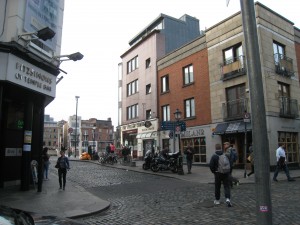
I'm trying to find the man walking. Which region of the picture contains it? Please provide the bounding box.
[273,143,295,182]
[184,143,194,174]
[209,143,232,207]
[224,142,239,186]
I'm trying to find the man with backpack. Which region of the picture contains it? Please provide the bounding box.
[224,142,239,187]
[209,143,232,207]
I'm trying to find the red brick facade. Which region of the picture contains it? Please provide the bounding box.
[157,48,211,128]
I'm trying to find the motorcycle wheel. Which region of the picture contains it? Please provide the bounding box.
[171,167,178,173]
[142,163,148,170]
[98,157,105,164]
[108,158,113,165]
[151,164,160,172]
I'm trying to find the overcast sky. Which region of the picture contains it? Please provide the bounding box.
[45,0,299,127]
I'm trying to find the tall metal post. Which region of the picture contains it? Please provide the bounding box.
[240,1,272,224]
[74,96,80,158]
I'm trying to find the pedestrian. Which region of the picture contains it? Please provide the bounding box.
[223,142,239,186]
[110,143,116,153]
[56,150,70,190]
[273,143,295,182]
[184,143,194,174]
[209,143,232,207]
[42,147,50,180]
[247,144,254,177]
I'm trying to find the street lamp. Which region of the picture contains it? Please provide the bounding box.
[173,109,184,175]
[93,125,96,158]
[174,108,182,121]
[18,27,56,41]
[74,96,80,158]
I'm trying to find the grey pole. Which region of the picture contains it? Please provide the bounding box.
[240,0,272,224]
[75,96,80,158]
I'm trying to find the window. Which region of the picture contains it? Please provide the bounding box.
[161,75,169,93]
[183,138,206,163]
[223,43,243,65]
[185,98,195,118]
[127,79,138,96]
[278,82,290,98]
[183,65,194,85]
[225,84,246,118]
[146,84,151,94]
[278,132,298,163]
[127,104,139,120]
[127,56,139,74]
[162,105,170,121]
[146,58,151,68]
[146,109,152,120]
[273,41,285,64]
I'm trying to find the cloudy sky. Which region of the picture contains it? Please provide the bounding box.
[45,0,299,127]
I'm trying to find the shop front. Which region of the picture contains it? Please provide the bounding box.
[0,46,58,190]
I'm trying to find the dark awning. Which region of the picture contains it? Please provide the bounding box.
[213,121,252,135]
[213,123,229,135]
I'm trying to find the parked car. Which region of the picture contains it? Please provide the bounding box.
[0,205,85,225]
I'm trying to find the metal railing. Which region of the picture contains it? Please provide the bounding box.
[279,96,298,118]
[220,55,246,80]
[222,98,248,120]
[274,53,294,77]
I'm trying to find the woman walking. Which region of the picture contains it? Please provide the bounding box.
[56,150,70,190]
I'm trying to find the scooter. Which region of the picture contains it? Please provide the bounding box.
[142,150,155,170]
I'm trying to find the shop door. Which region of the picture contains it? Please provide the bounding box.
[0,101,24,187]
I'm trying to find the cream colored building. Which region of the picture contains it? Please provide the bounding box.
[208,2,300,165]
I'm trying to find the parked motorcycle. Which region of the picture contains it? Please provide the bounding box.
[142,150,155,170]
[98,152,117,165]
[151,151,181,173]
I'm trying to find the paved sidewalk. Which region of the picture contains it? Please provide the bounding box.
[0,157,299,219]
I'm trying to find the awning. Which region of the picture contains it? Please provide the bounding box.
[213,121,252,135]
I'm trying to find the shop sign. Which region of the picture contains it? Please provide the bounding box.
[181,128,205,138]
[1,53,56,97]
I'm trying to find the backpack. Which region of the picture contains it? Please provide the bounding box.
[218,154,231,174]
[229,148,238,164]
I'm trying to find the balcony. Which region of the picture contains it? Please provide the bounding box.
[222,98,248,121]
[279,96,298,118]
[274,54,294,77]
[220,56,246,80]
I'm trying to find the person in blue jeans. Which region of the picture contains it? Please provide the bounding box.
[42,147,50,180]
[273,143,295,182]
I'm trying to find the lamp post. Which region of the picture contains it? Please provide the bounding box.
[92,125,96,159]
[174,109,184,175]
[74,96,80,158]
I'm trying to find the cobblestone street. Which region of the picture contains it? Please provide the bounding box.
[49,160,300,225]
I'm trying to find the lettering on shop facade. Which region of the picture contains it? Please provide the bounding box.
[14,62,53,92]
[181,129,204,138]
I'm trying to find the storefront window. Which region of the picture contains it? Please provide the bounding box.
[182,137,206,163]
[278,132,298,163]
[7,103,24,129]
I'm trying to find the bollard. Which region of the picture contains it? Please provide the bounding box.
[177,155,184,175]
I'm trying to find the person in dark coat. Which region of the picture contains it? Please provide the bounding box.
[184,143,194,174]
[209,143,232,207]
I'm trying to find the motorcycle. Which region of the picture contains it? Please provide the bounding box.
[142,150,155,170]
[151,151,181,173]
[98,152,117,165]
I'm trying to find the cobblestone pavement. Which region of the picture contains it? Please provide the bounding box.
[51,160,300,225]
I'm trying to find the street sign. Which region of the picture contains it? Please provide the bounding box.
[244,112,251,123]
[68,127,73,133]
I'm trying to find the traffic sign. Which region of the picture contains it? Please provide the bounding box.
[244,112,251,123]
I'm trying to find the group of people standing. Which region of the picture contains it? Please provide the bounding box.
[207,141,295,208]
